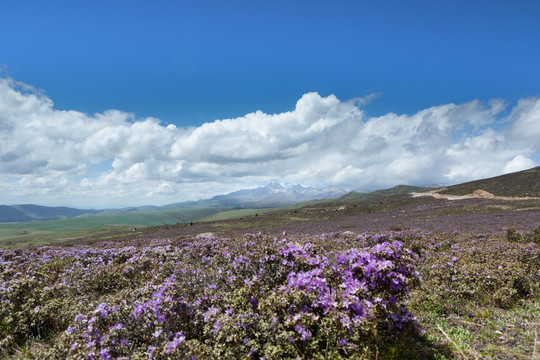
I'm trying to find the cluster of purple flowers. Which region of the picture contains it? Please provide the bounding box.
[1,230,424,358]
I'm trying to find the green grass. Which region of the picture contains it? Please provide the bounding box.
[0,207,232,247]
[415,299,540,360]
[0,225,135,248]
[198,208,268,221]
[198,199,334,222]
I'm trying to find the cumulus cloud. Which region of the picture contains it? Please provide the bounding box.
[0,76,538,207]
[504,155,536,174]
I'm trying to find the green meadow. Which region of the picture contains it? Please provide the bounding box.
[0,207,232,247]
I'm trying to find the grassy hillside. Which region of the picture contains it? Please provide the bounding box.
[199,199,332,222]
[440,166,540,197]
[339,185,430,202]
[199,186,428,223]
[0,204,97,223]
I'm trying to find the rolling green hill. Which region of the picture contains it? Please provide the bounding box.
[0,204,98,223]
[0,207,233,247]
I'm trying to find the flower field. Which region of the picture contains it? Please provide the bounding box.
[1,228,539,359]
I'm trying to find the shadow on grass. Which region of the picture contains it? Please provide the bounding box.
[377,328,454,359]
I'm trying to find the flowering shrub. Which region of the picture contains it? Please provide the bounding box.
[0,232,421,359]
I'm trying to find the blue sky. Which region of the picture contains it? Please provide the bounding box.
[0,1,539,207]
[3,0,539,124]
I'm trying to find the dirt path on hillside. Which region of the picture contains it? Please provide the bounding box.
[411,188,540,201]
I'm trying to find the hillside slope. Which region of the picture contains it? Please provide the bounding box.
[439,166,540,197]
[0,205,98,223]
[340,185,430,202]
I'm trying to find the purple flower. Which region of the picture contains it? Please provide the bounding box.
[340,316,352,329]
[203,307,219,322]
[99,348,111,360]
[148,345,156,358]
[166,332,185,354]
[294,324,312,341]
[95,303,109,318]
[110,323,123,330]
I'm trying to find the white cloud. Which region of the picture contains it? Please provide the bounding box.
[504,155,536,174]
[0,76,538,207]
[506,97,540,151]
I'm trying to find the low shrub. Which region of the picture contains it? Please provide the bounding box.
[411,234,540,310]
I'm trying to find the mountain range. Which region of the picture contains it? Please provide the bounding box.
[164,182,347,209]
[0,183,347,223]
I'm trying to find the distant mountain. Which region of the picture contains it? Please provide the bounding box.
[438,166,540,197]
[0,184,346,223]
[0,204,98,223]
[165,183,348,209]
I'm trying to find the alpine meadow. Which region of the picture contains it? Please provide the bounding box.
[1,1,540,359]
